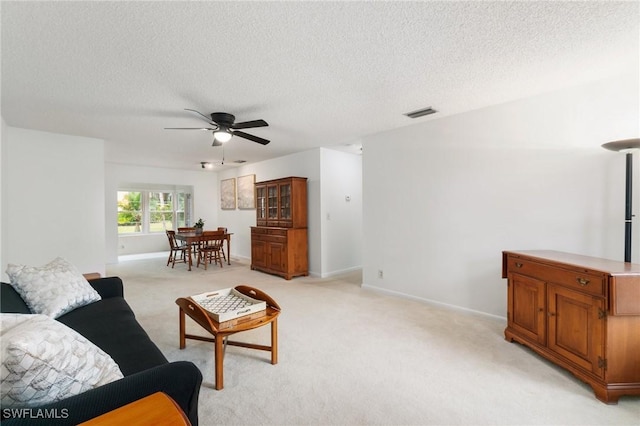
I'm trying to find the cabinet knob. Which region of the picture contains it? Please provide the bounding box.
[547,312,555,317]
[515,262,523,268]
[576,278,590,286]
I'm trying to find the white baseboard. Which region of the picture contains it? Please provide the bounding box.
[361,282,506,322]
[320,265,362,278]
[118,252,168,262]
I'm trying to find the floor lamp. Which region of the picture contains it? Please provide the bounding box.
[602,138,640,263]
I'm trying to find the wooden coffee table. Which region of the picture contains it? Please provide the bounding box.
[176,285,281,390]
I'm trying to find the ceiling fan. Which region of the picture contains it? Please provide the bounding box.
[165,109,270,146]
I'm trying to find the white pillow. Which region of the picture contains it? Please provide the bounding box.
[5,258,101,318]
[0,313,124,408]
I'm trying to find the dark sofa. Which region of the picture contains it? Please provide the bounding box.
[1,276,202,425]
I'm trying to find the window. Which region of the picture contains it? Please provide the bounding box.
[117,188,192,235]
[117,191,142,234]
[176,192,188,229]
[149,191,174,232]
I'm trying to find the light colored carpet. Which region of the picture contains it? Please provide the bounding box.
[107,256,639,425]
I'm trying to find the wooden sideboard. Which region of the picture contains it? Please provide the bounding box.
[251,177,308,279]
[502,250,640,403]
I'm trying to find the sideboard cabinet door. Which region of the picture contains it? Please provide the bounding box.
[508,273,546,345]
[547,284,605,377]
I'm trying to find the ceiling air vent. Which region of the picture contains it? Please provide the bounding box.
[404,107,437,119]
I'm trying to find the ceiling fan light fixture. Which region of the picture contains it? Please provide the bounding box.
[214,129,232,143]
[168,109,270,145]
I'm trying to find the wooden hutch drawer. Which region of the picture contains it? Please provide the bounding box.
[507,255,605,297]
[251,227,287,243]
[265,221,290,228]
[260,235,286,244]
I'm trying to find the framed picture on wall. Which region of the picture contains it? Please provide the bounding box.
[237,174,256,209]
[220,178,236,210]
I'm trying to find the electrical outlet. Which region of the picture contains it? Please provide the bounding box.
[378,270,383,279]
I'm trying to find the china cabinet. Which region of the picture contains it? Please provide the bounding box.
[252,177,308,279]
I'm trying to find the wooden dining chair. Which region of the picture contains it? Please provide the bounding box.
[166,230,188,268]
[217,227,228,263]
[196,230,225,270]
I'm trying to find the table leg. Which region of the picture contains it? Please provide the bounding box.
[187,244,193,271]
[214,336,224,390]
[271,318,278,365]
[179,308,186,349]
[226,236,231,265]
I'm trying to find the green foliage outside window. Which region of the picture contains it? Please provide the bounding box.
[118,191,142,233]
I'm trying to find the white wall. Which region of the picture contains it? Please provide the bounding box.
[320,148,362,276]
[104,163,218,263]
[0,117,6,273]
[362,73,640,318]
[2,127,106,278]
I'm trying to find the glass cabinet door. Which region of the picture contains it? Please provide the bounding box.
[256,186,266,220]
[267,185,278,219]
[279,183,291,220]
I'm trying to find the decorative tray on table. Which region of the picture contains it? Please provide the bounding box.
[190,288,267,324]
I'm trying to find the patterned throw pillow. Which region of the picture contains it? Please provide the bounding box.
[0,313,124,408]
[5,258,101,318]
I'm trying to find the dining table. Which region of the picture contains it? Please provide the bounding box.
[175,231,233,271]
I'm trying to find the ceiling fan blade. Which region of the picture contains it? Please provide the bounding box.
[184,108,218,126]
[231,119,269,130]
[233,130,270,145]
[164,127,215,130]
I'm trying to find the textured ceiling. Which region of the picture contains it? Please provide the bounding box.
[2,1,638,171]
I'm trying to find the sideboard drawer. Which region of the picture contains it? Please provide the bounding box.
[554,270,605,297]
[507,256,605,297]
